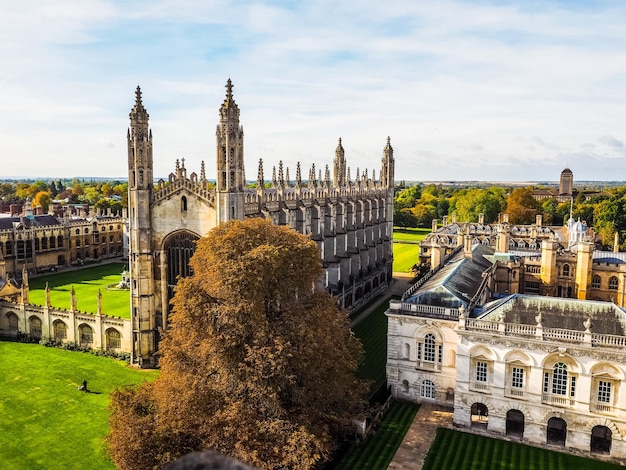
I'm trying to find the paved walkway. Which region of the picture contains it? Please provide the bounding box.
[388,404,454,469]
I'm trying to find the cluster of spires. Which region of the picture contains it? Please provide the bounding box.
[256,159,378,189]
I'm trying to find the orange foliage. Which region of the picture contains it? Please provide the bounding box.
[108,219,368,469]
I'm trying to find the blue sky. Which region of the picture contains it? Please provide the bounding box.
[2,0,626,182]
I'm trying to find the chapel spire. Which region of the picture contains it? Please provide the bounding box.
[333,137,346,187]
[381,136,394,188]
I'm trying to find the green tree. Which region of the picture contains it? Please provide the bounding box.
[454,187,506,223]
[108,219,367,470]
[394,185,421,210]
[394,208,418,227]
[410,204,435,227]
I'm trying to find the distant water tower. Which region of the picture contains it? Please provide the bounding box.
[559,168,573,201]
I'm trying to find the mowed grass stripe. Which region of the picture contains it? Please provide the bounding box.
[422,428,622,470]
[337,400,419,470]
[352,300,389,389]
[27,263,130,318]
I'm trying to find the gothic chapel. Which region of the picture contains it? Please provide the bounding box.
[128,80,395,367]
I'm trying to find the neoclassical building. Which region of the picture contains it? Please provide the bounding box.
[128,81,395,367]
[387,217,626,463]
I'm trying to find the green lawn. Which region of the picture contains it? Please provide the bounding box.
[0,341,158,470]
[28,263,130,318]
[423,428,622,470]
[392,243,420,273]
[335,400,419,469]
[392,227,430,242]
[352,300,389,392]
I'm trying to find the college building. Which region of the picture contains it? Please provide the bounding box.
[387,214,626,462]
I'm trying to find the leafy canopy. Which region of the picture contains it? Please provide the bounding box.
[108,218,368,470]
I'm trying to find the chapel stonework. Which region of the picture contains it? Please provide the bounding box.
[128,81,395,367]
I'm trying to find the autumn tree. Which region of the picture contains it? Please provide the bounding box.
[32,191,51,213]
[108,219,368,470]
[505,187,541,224]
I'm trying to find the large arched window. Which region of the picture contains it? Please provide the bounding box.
[79,324,94,347]
[106,328,121,350]
[164,231,200,302]
[29,316,42,339]
[416,333,442,371]
[53,320,67,342]
[562,264,570,277]
[609,276,619,291]
[543,361,577,406]
[6,312,18,333]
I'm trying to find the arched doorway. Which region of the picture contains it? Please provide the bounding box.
[591,425,612,455]
[471,403,488,429]
[547,417,567,446]
[164,231,200,301]
[506,410,525,438]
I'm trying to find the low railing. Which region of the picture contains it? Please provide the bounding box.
[505,388,526,399]
[591,401,615,414]
[461,320,626,349]
[543,328,585,342]
[471,381,490,392]
[542,393,575,407]
[389,301,459,320]
[592,334,626,348]
[505,323,537,337]
[416,360,442,372]
[465,319,498,331]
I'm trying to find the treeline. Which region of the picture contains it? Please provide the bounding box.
[394,183,626,249]
[0,179,128,215]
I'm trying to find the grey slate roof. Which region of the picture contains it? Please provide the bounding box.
[405,243,495,308]
[478,294,626,335]
[0,215,62,230]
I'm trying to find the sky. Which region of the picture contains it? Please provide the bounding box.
[2,1,626,183]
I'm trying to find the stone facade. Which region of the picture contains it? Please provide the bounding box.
[128,81,395,367]
[0,200,125,279]
[0,295,131,354]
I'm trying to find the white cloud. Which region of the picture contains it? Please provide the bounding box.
[2,0,626,181]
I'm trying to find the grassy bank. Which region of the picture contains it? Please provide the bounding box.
[0,342,158,470]
[28,263,130,318]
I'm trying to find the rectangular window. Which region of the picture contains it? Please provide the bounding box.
[417,343,421,361]
[525,282,540,294]
[438,345,443,364]
[511,367,524,389]
[476,362,487,383]
[598,381,612,403]
[543,372,549,393]
[570,376,576,398]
